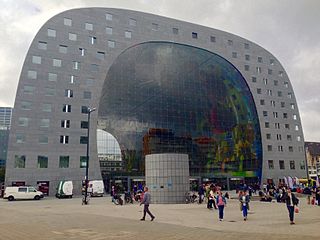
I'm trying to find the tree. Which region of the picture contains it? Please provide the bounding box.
[0,167,5,183]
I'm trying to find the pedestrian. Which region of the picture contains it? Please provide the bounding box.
[140,186,155,221]
[198,184,205,204]
[283,188,299,225]
[216,191,227,221]
[207,187,215,209]
[239,190,250,221]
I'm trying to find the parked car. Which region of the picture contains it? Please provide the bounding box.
[88,180,104,197]
[3,186,44,201]
[56,181,73,199]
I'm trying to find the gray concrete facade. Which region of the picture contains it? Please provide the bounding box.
[145,153,189,203]
[6,8,307,195]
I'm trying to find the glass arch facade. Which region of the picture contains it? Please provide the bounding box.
[98,42,262,179]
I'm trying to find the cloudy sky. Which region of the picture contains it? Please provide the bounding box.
[0,0,319,141]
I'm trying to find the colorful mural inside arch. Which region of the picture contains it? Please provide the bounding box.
[98,42,262,179]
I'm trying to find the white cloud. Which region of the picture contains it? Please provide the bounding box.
[0,0,319,141]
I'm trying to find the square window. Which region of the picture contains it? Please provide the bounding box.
[257,88,262,94]
[38,41,47,50]
[244,43,250,49]
[64,18,72,26]
[265,122,270,128]
[32,56,41,64]
[42,103,52,112]
[289,146,294,152]
[278,91,282,97]
[96,51,105,60]
[60,135,69,144]
[81,106,89,114]
[125,31,132,38]
[252,77,257,83]
[257,57,263,63]
[106,13,113,21]
[83,91,92,99]
[267,145,272,151]
[108,40,115,48]
[53,59,61,67]
[18,117,29,127]
[81,121,88,129]
[23,85,35,95]
[47,28,56,37]
[192,32,198,39]
[279,71,284,77]
[14,155,26,168]
[281,102,285,108]
[260,99,265,105]
[244,65,249,71]
[270,59,275,65]
[69,33,77,41]
[245,54,250,61]
[268,160,274,169]
[85,22,93,31]
[91,64,99,72]
[61,119,70,128]
[152,23,158,31]
[232,52,237,58]
[48,73,57,81]
[21,101,32,110]
[40,119,50,128]
[287,135,292,141]
[129,18,137,26]
[274,80,278,86]
[16,134,25,143]
[39,135,48,144]
[63,104,71,113]
[80,156,87,168]
[37,156,48,168]
[44,87,55,96]
[59,45,68,54]
[80,136,88,144]
[173,28,179,34]
[210,36,216,42]
[106,27,113,35]
[228,40,233,46]
[27,70,37,79]
[283,113,288,119]
[266,133,271,139]
[65,89,73,98]
[85,78,94,86]
[268,69,273,75]
[263,111,268,117]
[59,156,69,168]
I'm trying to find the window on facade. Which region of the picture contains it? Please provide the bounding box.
[287,135,292,141]
[252,77,257,83]
[59,45,68,54]
[283,113,288,119]
[289,146,293,152]
[83,91,92,99]
[85,78,94,86]
[268,160,274,169]
[61,120,70,128]
[18,117,29,127]
[64,18,72,26]
[267,145,272,151]
[278,145,283,152]
[48,73,57,82]
[257,56,263,63]
[32,56,41,64]
[266,133,271,139]
[152,23,158,31]
[268,69,273,75]
[244,65,250,71]
[290,160,295,170]
[263,111,268,117]
[38,41,47,50]
[288,93,293,99]
[270,100,275,107]
[297,136,301,142]
[244,43,250,49]
[277,91,282,97]
[14,155,26,168]
[80,156,87,168]
[279,71,284,77]
[267,89,272,96]
[295,125,299,131]
[279,160,285,170]
[37,156,48,168]
[70,75,76,84]
[27,70,37,79]
[192,32,198,39]
[245,54,250,61]
[105,13,113,21]
[273,112,278,118]
[60,135,69,144]
[40,119,50,128]
[263,78,268,85]
[265,122,270,128]
[73,61,80,70]
[42,103,52,112]
[21,101,32,110]
[44,87,55,96]
[108,40,115,48]
[80,136,88,144]
[96,51,105,60]
[89,36,97,45]
[63,104,71,113]
[290,103,295,110]
[65,89,73,98]
[276,134,282,140]
[81,106,89,114]
[129,18,137,26]
[47,28,56,37]
[275,123,280,129]
[125,31,132,39]
[281,102,285,108]
[53,59,62,67]
[59,156,69,168]
[85,22,93,31]
[91,64,99,72]
[106,27,112,35]
[81,121,88,129]
[79,48,85,56]
[16,134,25,143]
[270,59,275,65]
[257,88,262,94]
[23,85,35,95]
[285,124,290,129]
[69,33,77,41]
[232,52,237,58]
[39,135,48,144]
[227,40,233,46]
[293,114,297,120]
[260,99,265,105]
[256,67,261,74]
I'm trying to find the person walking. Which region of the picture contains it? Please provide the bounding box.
[216,191,227,221]
[198,184,205,204]
[283,188,299,225]
[140,186,155,221]
[239,190,250,221]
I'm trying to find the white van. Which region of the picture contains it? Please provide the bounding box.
[56,181,73,199]
[88,180,104,197]
[3,186,44,201]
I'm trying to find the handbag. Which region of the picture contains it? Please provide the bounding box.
[294,206,299,213]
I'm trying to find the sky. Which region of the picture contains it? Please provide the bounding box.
[0,0,319,141]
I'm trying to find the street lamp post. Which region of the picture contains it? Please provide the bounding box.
[83,107,96,205]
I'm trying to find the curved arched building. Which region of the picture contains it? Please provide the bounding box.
[5,8,307,194]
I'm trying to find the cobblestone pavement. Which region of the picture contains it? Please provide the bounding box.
[0,195,319,240]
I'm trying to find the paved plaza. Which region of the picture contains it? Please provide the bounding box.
[0,194,319,240]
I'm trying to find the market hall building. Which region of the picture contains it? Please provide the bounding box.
[5,8,307,195]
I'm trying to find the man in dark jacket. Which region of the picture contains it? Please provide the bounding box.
[140,186,155,221]
[283,188,299,224]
